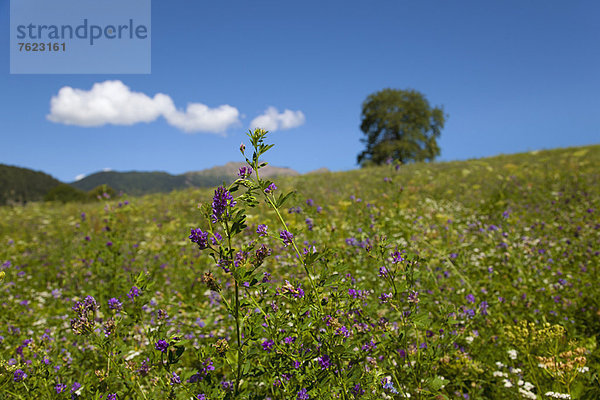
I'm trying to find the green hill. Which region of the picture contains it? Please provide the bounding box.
[1,142,599,398]
[71,163,299,196]
[0,164,61,205]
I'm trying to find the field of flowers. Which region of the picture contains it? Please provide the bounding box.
[1,131,599,400]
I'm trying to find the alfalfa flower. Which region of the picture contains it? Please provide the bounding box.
[279,230,294,246]
[211,186,237,223]
[264,183,277,194]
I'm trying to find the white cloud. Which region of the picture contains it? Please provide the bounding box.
[102,167,112,172]
[47,80,240,134]
[164,103,240,134]
[74,174,86,181]
[249,107,305,132]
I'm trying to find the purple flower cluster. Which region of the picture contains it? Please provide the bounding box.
[55,383,67,394]
[211,186,236,223]
[279,230,294,246]
[297,388,310,400]
[71,295,98,335]
[237,166,253,179]
[155,339,169,353]
[351,384,365,398]
[71,382,82,394]
[262,339,275,353]
[257,224,268,237]
[108,297,122,311]
[305,218,314,231]
[189,358,215,383]
[127,286,140,300]
[379,292,393,303]
[264,183,277,194]
[407,290,419,304]
[378,266,389,277]
[348,288,367,299]
[13,369,27,382]
[318,354,331,369]
[189,228,209,249]
[391,250,404,264]
[170,372,181,385]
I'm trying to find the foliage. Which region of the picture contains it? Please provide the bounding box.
[357,88,446,166]
[0,135,599,399]
[44,184,89,203]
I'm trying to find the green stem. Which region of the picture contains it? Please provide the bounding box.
[224,218,243,398]
[265,195,323,313]
[234,278,243,397]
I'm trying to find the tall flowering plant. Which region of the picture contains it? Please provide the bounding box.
[188,129,327,398]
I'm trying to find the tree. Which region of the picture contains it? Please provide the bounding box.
[357,88,446,166]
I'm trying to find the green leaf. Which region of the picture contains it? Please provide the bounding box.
[332,345,345,354]
[276,191,296,208]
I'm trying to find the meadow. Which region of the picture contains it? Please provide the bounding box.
[1,131,599,399]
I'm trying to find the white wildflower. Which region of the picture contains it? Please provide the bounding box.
[545,392,571,399]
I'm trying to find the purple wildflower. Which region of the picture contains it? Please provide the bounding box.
[391,251,404,264]
[238,166,253,179]
[279,230,294,246]
[155,339,169,353]
[107,395,117,400]
[55,383,67,393]
[318,354,331,369]
[379,292,393,303]
[479,301,489,316]
[283,336,296,344]
[211,186,236,223]
[170,372,181,385]
[127,286,140,300]
[13,369,27,382]
[189,228,209,249]
[196,395,207,400]
[257,224,268,237]
[264,183,277,194]
[351,383,365,398]
[378,266,388,277]
[305,218,314,231]
[465,294,475,303]
[362,339,377,352]
[217,258,232,273]
[297,388,310,400]
[336,326,351,337]
[71,382,81,393]
[262,339,275,353]
[108,298,122,311]
[407,290,419,304]
[262,272,272,283]
[137,358,151,376]
[306,198,314,206]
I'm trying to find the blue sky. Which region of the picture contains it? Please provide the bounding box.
[1,0,599,182]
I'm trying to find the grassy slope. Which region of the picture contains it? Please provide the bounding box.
[0,144,598,397]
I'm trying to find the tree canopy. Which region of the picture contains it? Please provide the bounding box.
[357,88,446,166]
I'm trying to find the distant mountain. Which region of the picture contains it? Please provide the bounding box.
[184,162,298,180]
[70,171,188,196]
[0,164,61,205]
[0,161,301,204]
[70,162,299,196]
